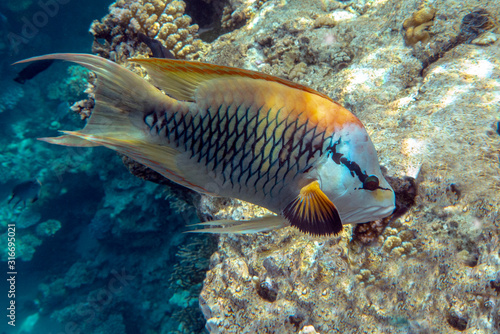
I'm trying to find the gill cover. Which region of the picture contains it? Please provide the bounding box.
[316,128,396,226]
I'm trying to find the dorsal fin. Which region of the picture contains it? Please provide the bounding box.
[130,58,336,103]
[282,180,343,236]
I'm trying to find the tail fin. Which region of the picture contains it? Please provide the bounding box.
[13,53,172,144]
[14,54,197,190]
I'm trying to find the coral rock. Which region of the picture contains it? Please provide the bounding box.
[90,0,203,62]
[403,7,436,45]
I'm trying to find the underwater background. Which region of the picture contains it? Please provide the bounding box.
[1,0,499,333]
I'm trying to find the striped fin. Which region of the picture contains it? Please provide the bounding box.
[282,180,343,236]
[186,215,287,234]
[130,58,337,103]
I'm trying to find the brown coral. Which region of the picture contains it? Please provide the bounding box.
[221,4,252,30]
[90,0,203,62]
[313,15,336,28]
[403,7,436,45]
[288,62,307,81]
[220,0,269,31]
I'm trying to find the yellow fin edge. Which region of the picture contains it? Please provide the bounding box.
[282,180,343,236]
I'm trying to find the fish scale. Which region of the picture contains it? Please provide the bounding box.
[145,95,329,198]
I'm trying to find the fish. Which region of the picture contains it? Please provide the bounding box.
[14,54,396,236]
[8,179,42,208]
[14,59,54,84]
[137,32,176,59]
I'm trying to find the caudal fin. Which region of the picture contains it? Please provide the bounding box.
[14,53,173,144]
[14,54,197,189]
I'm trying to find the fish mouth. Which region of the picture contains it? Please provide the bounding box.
[340,204,396,224]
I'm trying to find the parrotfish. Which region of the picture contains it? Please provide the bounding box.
[15,54,395,236]
[137,32,176,59]
[14,59,54,84]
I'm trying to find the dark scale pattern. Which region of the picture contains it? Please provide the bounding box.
[144,104,331,197]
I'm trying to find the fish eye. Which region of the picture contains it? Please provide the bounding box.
[363,175,379,191]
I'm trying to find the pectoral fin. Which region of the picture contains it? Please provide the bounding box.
[283,180,343,236]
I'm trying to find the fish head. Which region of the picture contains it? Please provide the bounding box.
[316,124,395,224]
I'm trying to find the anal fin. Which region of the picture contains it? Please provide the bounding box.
[282,180,343,236]
[54,130,211,194]
[186,215,287,234]
[38,134,101,147]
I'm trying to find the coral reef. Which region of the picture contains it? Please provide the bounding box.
[420,9,497,73]
[197,195,272,222]
[169,235,217,290]
[35,219,62,237]
[458,9,496,43]
[0,80,24,114]
[220,0,266,31]
[404,4,499,77]
[313,14,336,29]
[353,175,417,244]
[471,31,498,45]
[121,155,200,206]
[47,65,89,101]
[168,235,218,332]
[0,206,44,261]
[90,0,203,62]
[15,210,41,229]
